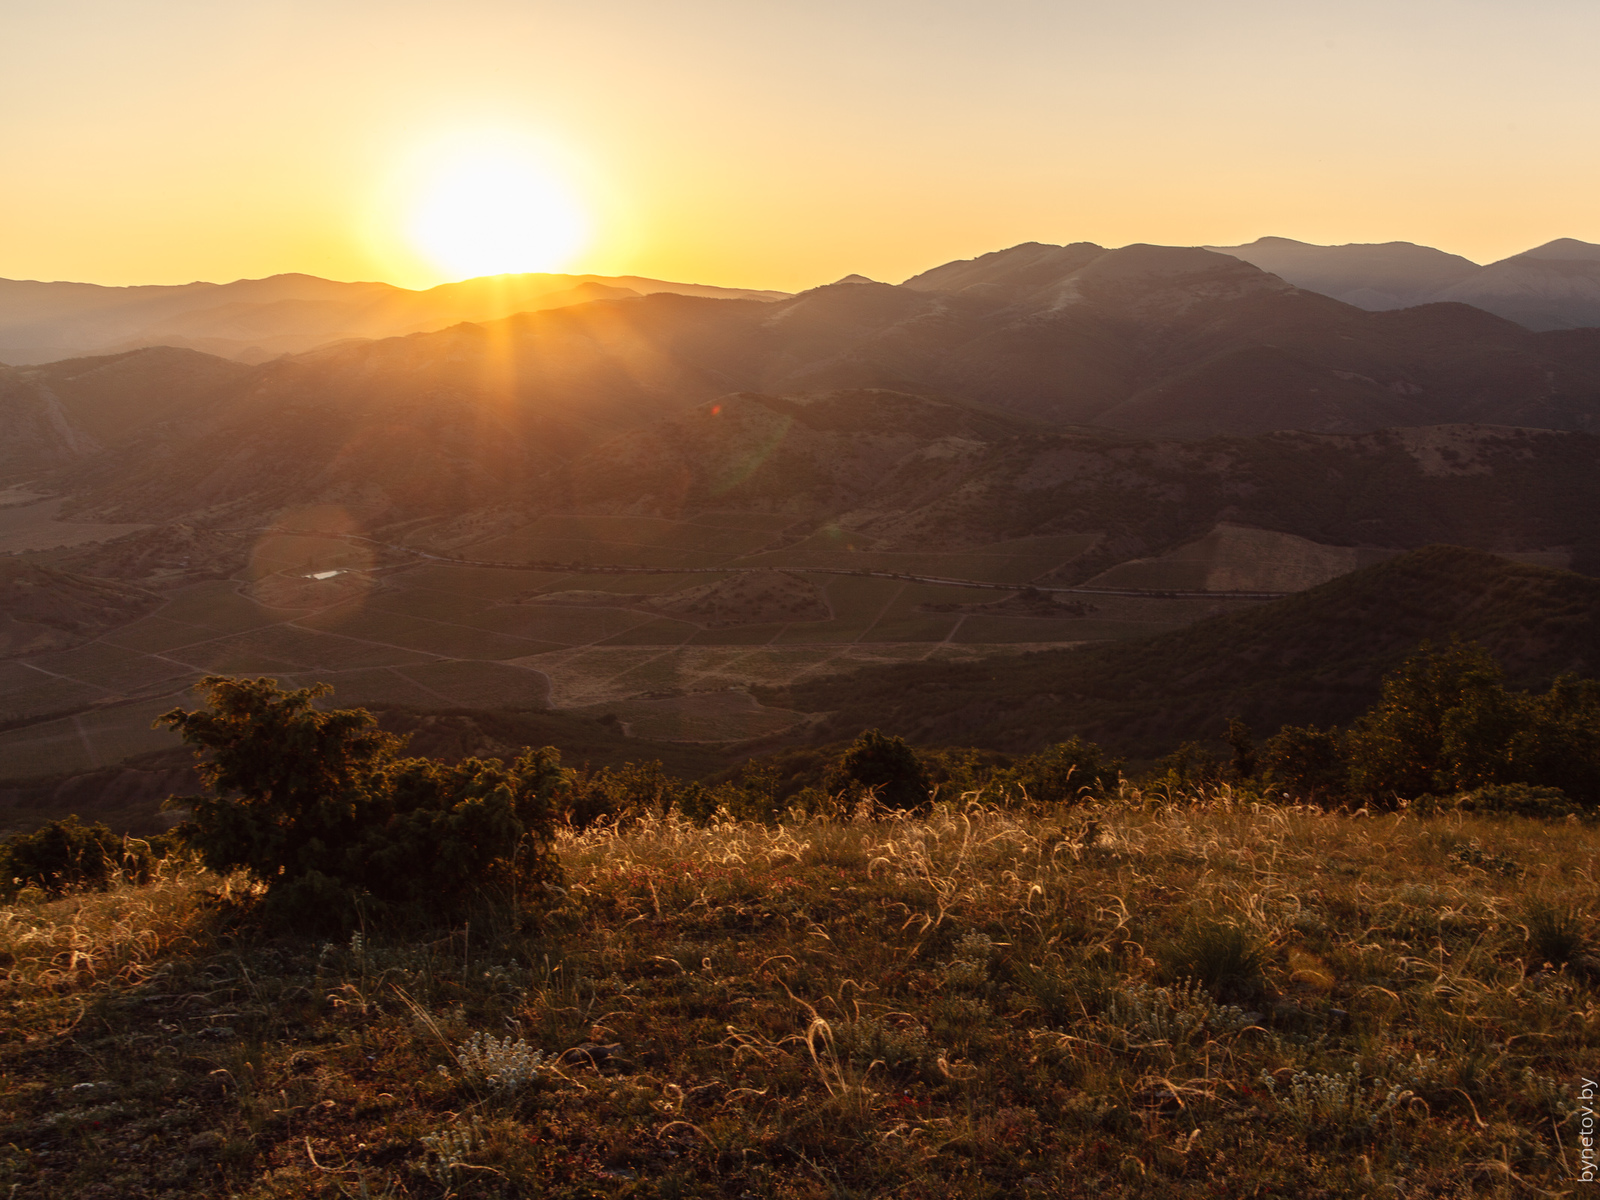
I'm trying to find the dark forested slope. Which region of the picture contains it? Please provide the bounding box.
[769,547,1600,756]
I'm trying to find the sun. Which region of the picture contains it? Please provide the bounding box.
[408,143,590,280]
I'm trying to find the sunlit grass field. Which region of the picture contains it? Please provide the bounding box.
[2,798,1595,1197]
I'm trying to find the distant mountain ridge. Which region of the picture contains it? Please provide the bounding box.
[10,232,1598,370]
[0,271,789,366]
[1211,236,1600,330]
[5,239,1600,531]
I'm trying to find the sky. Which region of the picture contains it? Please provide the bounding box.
[3,0,1598,292]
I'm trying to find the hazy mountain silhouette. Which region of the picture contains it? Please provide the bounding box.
[1214,236,1600,330]
[1430,239,1600,331]
[3,240,1598,535]
[0,271,788,366]
[1205,237,1479,309]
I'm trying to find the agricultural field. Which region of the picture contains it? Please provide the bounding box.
[1086,525,1400,594]
[732,531,1101,585]
[0,495,149,556]
[0,515,1270,779]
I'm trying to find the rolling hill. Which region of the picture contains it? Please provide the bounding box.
[0,270,788,366]
[8,241,1599,533]
[557,395,1600,581]
[767,546,1600,756]
[1215,236,1600,331]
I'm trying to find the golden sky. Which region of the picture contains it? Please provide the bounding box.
[4,0,1598,292]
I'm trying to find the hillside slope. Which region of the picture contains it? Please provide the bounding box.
[13,241,1600,536]
[1214,236,1600,331]
[769,547,1600,755]
[561,403,1600,580]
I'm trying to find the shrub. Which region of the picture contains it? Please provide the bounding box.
[1222,717,1257,782]
[1346,640,1502,801]
[160,676,566,930]
[0,816,143,900]
[1006,737,1122,805]
[1454,783,1581,819]
[1258,725,1348,805]
[1152,741,1221,793]
[565,760,683,828]
[824,729,933,812]
[1346,640,1600,807]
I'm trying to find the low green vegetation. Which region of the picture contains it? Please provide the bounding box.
[0,816,167,902]
[1225,641,1600,813]
[157,677,565,931]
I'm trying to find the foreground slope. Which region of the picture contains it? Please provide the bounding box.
[771,546,1600,755]
[2,806,1591,1197]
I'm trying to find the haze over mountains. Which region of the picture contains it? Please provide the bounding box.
[6,240,1600,508]
[3,235,1600,795]
[6,233,1599,370]
[1212,236,1600,329]
[0,272,788,366]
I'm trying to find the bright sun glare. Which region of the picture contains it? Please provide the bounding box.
[408,145,589,280]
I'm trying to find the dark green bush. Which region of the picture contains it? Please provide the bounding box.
[1258,725,1348,805]
[160,676,566,930]
[1005,737,1122,805]
[824,729,933,812]
[1346,641,1600,806]
[1222,717,1257,783]
[1453,783,1581,819]
[0,816,154,900]
[1152,740,1222,793]
[565,760,678,828]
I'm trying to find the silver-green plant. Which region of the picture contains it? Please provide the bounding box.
[421,1116,484,1188]
[1258,1060,1409,1137]
[1105,979,1253,1046]
[942,930,994,988]
[447,1031,547,1092]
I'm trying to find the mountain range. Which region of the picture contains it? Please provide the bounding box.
[5,240,1600,533]
[1212,236,1600,330]
[4,236,1600,799]
[6,234,1597,374]
[0,271,787,366]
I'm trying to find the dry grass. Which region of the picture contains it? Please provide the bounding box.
[1,798,1597,1197]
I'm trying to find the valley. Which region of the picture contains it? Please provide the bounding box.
[0,510,1268,781]
[3,239,1600,816]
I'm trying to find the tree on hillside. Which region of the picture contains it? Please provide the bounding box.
[826,729,933,812]
[1008,737,1123,804]
[1345,640,1505,799]
[160,676,567,929]
[1345,641,1600,807]
[1257,725,1347,805]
